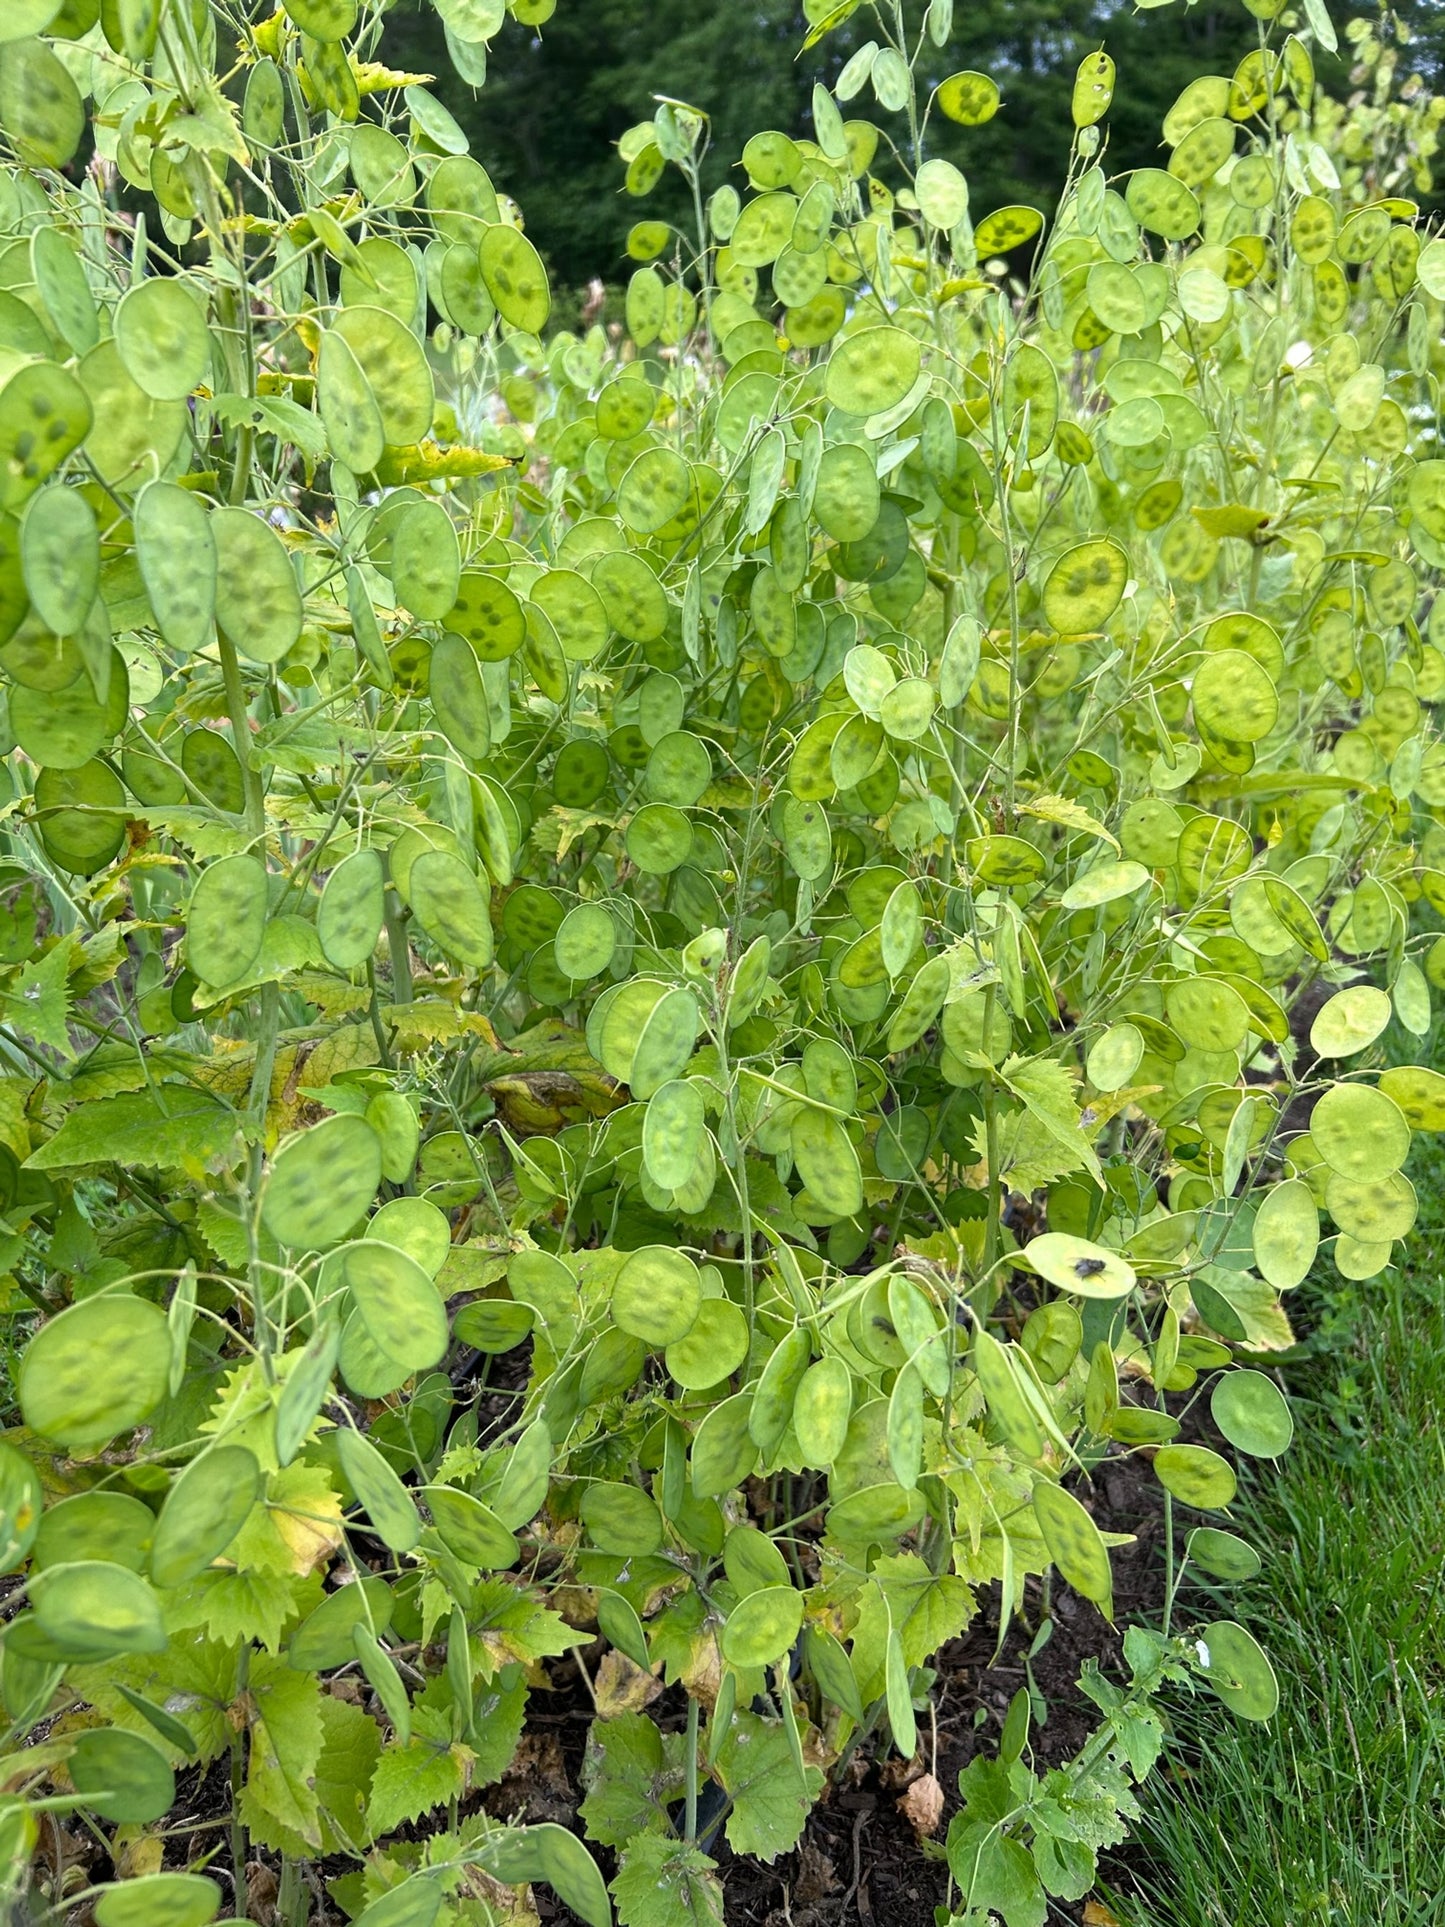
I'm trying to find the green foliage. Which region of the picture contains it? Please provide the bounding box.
[0,0,1442,1920]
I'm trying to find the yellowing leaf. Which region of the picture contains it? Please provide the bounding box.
[1017,792,1120,851]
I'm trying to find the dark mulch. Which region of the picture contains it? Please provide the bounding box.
[46,1332,1241,1926]
[480,1441,1176,1927]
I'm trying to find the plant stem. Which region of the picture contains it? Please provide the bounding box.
[230,1645,250,1918]
[684,1693,701,1843]
[385,890,413,1005]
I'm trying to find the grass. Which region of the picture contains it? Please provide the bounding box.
[1111,1134,1445,1927]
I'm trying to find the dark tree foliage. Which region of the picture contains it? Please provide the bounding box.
[381,0,1345,286]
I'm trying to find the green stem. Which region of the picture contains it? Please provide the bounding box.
[684,1693,701,1843]
[385,890,413,1005]
[230,1646,250,1917]
[1161,1488,1177,1638]
[277,1856,306,1927]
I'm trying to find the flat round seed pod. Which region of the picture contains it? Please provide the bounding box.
[1210,1371,1292,1460]
[0,508,26,648]
[1186,1526,1261,1582]
[1086,260,1148,335]
[611,1244,702,1347]
[444,569,525,660]
[429,630,491,760]
[32,226,96,362]
[318,326,385,472]
[914,156,969,230]
[773,242,828,309]
[0,36,85,169]
[1062,860,1150,912]
[438,240,496,334]
[965,833,1045,886]
[628,985,700,1097]
[721,1584,804,1668]
[1251,1178,1318,1291]
[592,549,667,641]
[12,653,121,768]
[22,484,97,636]
[645,730,710,806]
[937,68,999,122]
[422,1484,517,1569]
[339,1308,413,1398]
[213,507,303,664]
[366,1197,451,1279]
[1153,1442,1236,1508]
[1177,812,1251,899]
[1192,647,1278,742]
[1377,1065,1445,1131]
[793,1355,852,1465]
[579,1480,662,1557]
[4,4,67,41]
[409,848,494,968]
[879,678,935,742]
[426,154,499,242]
[786,286,846,346]
[1169,115,1234,187]
[626,801,693,875]
[387,822,461,904]
[77,341,184,493]
[1019,1232,1136,1299]
[478,223,550,334]
[331,304,434,446]
[503,882,564,949]
[284,0,358,37]
[1326,1170,1417,1243]
[1309,985,1392,1058]
[844,649,895,725]
[390,496,460,618]
[0,360,93,511]
[344,1238,448,1373]
[263,1112,383,1249]
[1042,539,1128,634]
[1033,1477,1113,1615]
[180,728,245,813]
[318,847,385,968]
[730,191,799,266]
[20,1295,169,1450]
[641,1075,704,1190]
[824,326,922,416]
[595,370,655,439]
[186,853,268,986]
[618,445,691,534]
[1166,975,1249,1053]
[1125,167,1201,239]
[554,902,614,980]
[1310,1082,1410,1180]
[973,201,1044,254]
[149,1445,261,1589]
[532,567,609,662]
[34,758,127,874]
[365,1091,419,1185]
[1196,1619,1278,1721]
[0,1444,42,1574]
[791,1107,863,1218]
[94,1874,223,1927]
[114,278,210,402]
[1086,1022,1144,1092]
[135,481,216,653]
[243,53,287,146]
[335,1428,420,1550]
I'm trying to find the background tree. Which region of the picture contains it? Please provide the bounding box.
[384,0,1360,287]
